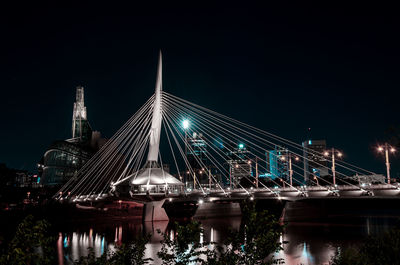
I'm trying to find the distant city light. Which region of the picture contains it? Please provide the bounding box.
[182,119,190,129]
[337,152,343,157]
[324,151,329,156]
[295,157,300,161]
[238,143,244,149]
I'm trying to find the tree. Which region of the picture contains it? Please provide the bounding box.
[331,226,400,265]
[157,201,285,265]
[206,201,285,265]
[74,236,152,265]
[157,221,206,265]
[0,215,57,265]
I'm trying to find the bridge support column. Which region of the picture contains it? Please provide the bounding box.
[193,201,241,219]
[143,199,169,222]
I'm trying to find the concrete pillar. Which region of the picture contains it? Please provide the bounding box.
[143,199,169,222]
[193,201,241,219]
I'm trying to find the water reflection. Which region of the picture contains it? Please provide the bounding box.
[58,216,397,265]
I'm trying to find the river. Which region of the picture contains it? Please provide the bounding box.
[57,215,398,265]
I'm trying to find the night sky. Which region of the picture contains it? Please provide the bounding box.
[1,2,399,176]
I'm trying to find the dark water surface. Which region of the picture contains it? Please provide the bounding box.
[57,216,399,265]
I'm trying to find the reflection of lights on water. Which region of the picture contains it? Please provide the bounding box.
[63,217,244,263]
[63,236,68,248]
[57,233,64,265]
[72,232,79,261]
[101,237,105,255]
[94,234,102,257]
[300,242,314,265]
[89,228,93,245]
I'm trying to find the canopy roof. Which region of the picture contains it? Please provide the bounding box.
[129,161,183,186]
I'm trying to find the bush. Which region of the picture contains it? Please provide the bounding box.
[74,236,152,265]
[331,226,400,265]
[0,215,57,265]
[157,201,285,265]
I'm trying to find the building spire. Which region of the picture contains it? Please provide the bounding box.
[146,51,163,162]
[72,86,87,138]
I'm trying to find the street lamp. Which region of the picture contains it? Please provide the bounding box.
[182,119,189,129]
[377,143,396,184]
[313,175,319,186]
[182,119,190,186]
[280,153,299,186]
[324,148,343,186]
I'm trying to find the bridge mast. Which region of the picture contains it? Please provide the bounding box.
[147,51,163,163]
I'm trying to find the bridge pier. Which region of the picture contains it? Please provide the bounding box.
[193,201,242,219]
[143,199,169,222]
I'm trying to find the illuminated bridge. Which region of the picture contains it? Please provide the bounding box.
[55,52,400,221]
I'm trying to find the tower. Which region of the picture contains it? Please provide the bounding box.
[72,86,91,142]
[129,51,183,194]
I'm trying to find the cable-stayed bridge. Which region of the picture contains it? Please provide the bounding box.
[55,52,400,221]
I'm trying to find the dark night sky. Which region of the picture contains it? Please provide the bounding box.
[0,2,399,175]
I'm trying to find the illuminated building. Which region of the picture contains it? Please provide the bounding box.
[187,132,208,170]
[184,132,218,188]
[38,86,106,186]
[227,144,252,188]
[265,146,289,180]
[302,139,328,184]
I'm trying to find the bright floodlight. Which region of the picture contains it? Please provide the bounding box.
[337,152,343,157]
[182,119,190,129]
[324,151,329,156]
[238,143,244,149]
[377,146,384,152]
[295,156,300,161]
[391,148,396,153]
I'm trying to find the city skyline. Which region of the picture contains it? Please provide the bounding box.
[1,3,399,176]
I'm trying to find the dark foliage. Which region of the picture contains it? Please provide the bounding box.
[331,226,400,265]
[74,235,152,265]
[157,201,285,265]
[0,215,57,265]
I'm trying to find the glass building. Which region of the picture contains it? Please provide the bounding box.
[38,86,106,186]
[39,141,93,185]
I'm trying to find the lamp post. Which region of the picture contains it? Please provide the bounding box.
[313,175,319,186]
[324,148,343,186]
[182,119,189,186]
[208,168,212,190]
[280,153,299,187]
[377,143,395,184]
[255,157,259,188]
[288,154,300,186]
